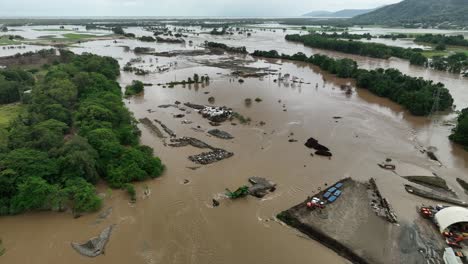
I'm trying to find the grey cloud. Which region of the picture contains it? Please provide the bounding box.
[0,0,402,17]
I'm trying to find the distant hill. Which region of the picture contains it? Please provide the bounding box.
[303,8,375,18]
[302,11,333,17]
[351,0,468,26]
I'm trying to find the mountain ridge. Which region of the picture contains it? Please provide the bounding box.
[303,8,375,18]
[351,0,468,26]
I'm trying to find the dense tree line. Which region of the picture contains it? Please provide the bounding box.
[316,32,373,40]
[0,68,34,104]
[251,50,453,116]
[138,36,156,42]
[379,34,410,40]
[285,33,428,66]
[415,34,468,47]
[429,53,468,76]
[0,51,164,215]
[210,27,229,35]
[450,108,468,148]
[205,42,247,54]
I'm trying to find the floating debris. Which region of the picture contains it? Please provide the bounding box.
[173,114,185,118]
[248,177,276,198]
[71,225,114,257]
[184,102,205,110]
[200,106,233,122]
[305,137,332,157]
[208,129,234,139]
[226,186,250,199]
[378,163,396,170]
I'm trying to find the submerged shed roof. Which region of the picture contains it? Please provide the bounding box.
[435,207,468,233]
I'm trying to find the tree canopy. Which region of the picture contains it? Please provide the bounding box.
[285,33,428,66]
[0,51,164,215]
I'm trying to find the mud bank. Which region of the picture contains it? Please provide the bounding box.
[404,184,468,207]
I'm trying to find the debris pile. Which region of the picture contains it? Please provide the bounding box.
[71,225,114,257]
[208,129,234,139]
[226,186,250,199]
[248,177,277,198]
[368,178,398,223]
[189,149,234,165]
[200,106,233,122]
[226,177,277,199]
[305,137,332,157]
[184,102,205,110]
[184,102,233,123]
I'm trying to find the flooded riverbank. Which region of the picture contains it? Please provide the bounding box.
[1,24,468,264]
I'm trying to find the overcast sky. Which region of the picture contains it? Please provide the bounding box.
[0,0,402,17]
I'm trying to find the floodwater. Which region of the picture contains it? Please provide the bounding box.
[1,24,468,264]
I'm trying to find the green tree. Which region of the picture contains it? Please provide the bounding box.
[125,80,144,96]
[55,136,100,184]
[64,178,101,213]
[10,176,59,213]
[0,148,59,182]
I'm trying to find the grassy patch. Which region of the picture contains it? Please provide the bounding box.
[0,103,24,129]
[0,103,22,148]
[405,176,449,191]
[420,45,468,58]
[0,36,19,46]
[35,33,112,43]
[33,28,73,32]
[62,33,103,40]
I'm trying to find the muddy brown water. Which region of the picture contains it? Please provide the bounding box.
[1,26,468,264]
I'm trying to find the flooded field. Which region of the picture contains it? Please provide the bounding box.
[1,24,468,263]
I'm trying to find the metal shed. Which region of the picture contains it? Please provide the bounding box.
[434,207,468,233]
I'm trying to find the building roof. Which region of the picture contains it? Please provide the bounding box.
[435,207,468,233]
